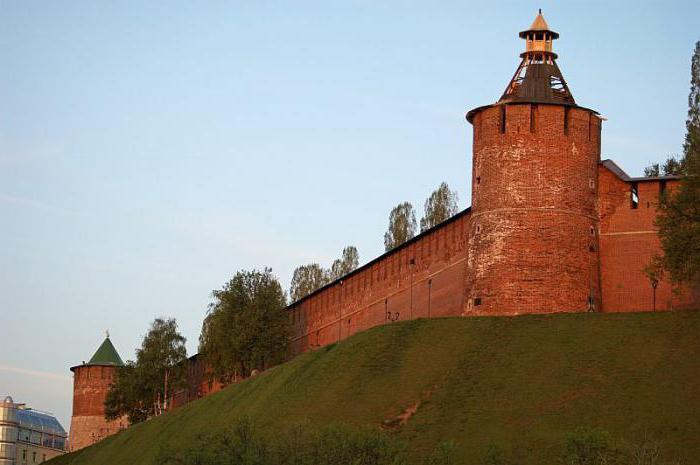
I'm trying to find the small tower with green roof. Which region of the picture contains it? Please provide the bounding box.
[68,333,126,452]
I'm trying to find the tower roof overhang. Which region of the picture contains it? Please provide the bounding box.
[466,101,598,124]
[519,28,559,40]
[70,362,123,372]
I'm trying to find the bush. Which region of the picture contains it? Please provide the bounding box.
[157,419,406,465]
[157,418,270,465]
[482,444,513,465]
[562,427,621,465]
[425,441,456,465]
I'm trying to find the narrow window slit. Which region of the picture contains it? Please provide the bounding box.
[630,182,639,209]
[500,106,506,134]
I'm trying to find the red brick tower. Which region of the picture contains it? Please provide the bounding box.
[69,333,126,451]
[464,12,603,315]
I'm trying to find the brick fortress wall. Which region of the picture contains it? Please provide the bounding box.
[598,164,698,311]
[170,355,225,409]
[171,109,698,405]
[287,210,471,356]
[169,159,699,412]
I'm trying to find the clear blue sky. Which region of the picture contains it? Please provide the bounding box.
[1,1,698,428]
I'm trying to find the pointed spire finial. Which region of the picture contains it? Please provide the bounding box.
[539,8,542,14]
[105,329,110,339]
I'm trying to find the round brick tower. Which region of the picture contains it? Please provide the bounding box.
[69,333,126,451]
[464,12,603,315]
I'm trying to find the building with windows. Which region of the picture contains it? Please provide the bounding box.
[0,396,67,465]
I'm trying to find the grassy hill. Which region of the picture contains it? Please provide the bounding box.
[51,311,700,465]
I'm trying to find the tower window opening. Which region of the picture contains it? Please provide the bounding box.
[630,183,639,209]
[563,107,570,134]
[590,226,595,236]
[474,297,482,306]
[530,104,537,132]
[476,176,481,185]
[659,180,667,196]
[500,106,506,133]
[589,244,596,252]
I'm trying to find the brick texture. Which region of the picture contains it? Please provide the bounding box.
[465,103,602,314]
[169,355,225,409]
[69,365,125,451]
[598,166,698,311]
[288,211,470,355]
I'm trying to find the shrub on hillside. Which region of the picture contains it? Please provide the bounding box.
[425,441,456,465]
[562,427,622,465]
[481,444,515,465]
[157,418,406,465]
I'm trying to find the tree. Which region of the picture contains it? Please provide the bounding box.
[199,268,288,383]
[644,156,686,177]
[663,156,687,176]
[420,182,459,232]
[654,41,700,287]
[104,361,149,424]
[644,163,660,177]
[290,263,330,302]
[643,256,665,312]
[105,318,187,423]
[329,246,360,280]
[384,202,417,251]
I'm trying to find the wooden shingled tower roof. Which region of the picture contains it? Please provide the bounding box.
[499,10,574,106]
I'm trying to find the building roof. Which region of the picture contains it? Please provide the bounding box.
[519,11,559,39]
[467,11,583,122]
[600,159,682,182]
[529,13,550,31]
[88,336,124,366]
[70,336,125,372]
[17,408,67,436]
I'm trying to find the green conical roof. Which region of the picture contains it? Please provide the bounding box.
[87,337,124,366]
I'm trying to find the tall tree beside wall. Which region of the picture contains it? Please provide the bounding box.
[290,263,330,302]
[655,40,700,287]
[644,156,686,177]
[329,246,360,280]
[105,318,188,424]
[420,182,459,232]
[199,268,288,384]
[384,202,417,252]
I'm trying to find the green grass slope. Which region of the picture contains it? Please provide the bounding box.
[51,311,700,465]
